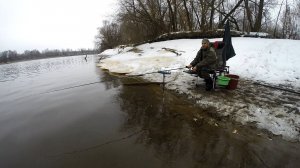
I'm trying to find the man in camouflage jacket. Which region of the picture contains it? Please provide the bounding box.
[187,38,217,91]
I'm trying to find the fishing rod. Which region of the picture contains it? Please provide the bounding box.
[125,67,187,77]
[253,82,300,95]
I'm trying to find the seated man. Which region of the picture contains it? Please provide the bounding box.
[186,38,218,91]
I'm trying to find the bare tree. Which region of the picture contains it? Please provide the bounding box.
[280,0,300,39]
[209,0,216,29]
[183,0,193,31]
[273,0,284,37]
[253,0,265,31]
[281,0,290,38]
[118,0,167,41]
[217,0,244,29]
[245,0,264,32]
[95,20,122,51]
[244,0,276,32]
[166,0,178,31]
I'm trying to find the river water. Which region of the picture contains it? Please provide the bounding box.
[0,55,299,168]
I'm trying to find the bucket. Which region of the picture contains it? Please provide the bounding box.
[225,74,239,90]
[217,76,231,86]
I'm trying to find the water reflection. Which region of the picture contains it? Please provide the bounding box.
[98,71,122,90]
[116,79,300,168]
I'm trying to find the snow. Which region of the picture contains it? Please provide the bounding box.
[229,38,300,86]
[246,32,270,37]
[97,37,300,141]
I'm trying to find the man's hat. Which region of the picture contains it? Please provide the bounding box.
[202,38,210,43]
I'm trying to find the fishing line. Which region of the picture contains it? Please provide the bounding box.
[47,129,144,157]
[15,81,106,100]
[40,81,103,95]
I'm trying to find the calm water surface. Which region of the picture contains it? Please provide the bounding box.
[0,55,299,168]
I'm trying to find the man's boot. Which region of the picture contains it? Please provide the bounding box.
[205,77,213,91]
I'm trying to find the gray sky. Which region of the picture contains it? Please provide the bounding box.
[0,0,117,53]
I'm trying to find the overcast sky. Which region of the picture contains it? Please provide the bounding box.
[0,0,117,53]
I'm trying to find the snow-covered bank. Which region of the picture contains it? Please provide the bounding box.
[97,37,300,141]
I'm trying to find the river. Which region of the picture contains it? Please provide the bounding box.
[0,55,299,168]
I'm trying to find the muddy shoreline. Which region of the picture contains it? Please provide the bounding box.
[168,78,300,142]
[121,74,300,142]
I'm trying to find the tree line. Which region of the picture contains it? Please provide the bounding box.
[0,49,98,63]
[95,0,300,51]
